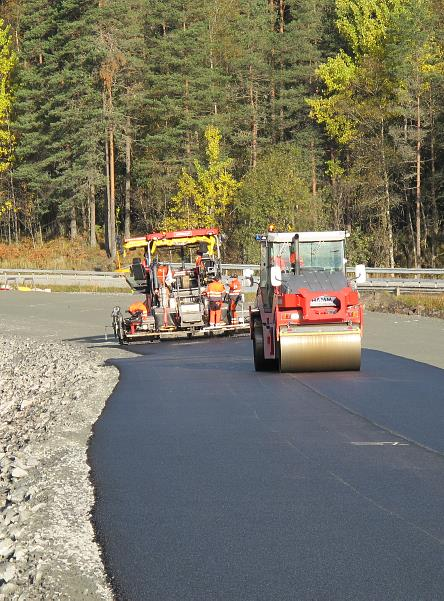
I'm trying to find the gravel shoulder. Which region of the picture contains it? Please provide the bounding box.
[0,335,118,600]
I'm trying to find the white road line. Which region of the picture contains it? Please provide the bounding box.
[350,441,409,446]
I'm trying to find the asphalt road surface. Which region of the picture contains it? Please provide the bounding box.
[1,292,444,600]
[90,339,444,601]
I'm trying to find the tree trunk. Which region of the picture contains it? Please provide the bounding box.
[108,125,116,259]
[330,149,340,229]
[104,129,110,253]
[415,94,421,266]
[184,78,191,158]
[9,168,18,242]
[103,88,111,255]
[310,138,317,197]
[249,65,258,169]
[380,120,394,268]
[89,183,96,247]
[278,0,285,140]
[269,0,276,143]
[429,89,438,266]
[125,117,132,240]
[208,33,218,115]
[81,201,87,233]
[407,207,417,268]
[70,206,77,240]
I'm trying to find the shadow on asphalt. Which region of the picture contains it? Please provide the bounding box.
[65,332,249,354]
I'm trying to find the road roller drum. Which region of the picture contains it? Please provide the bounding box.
[279,328,361,372]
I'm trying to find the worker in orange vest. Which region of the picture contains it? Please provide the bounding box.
[128,300,148,317]
[156,263,173,327]
[206,276,226,326]
[195,251,203,269]
[290,252,304,271]
[228,275,242,324]
[157,263,169,286]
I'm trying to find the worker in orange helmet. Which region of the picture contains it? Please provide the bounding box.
[157,263,170,286]
[205,275,226,326]
[156,263,173,327]
[290,252,304,270]
[194,250,204,279]
[195,250,204,268]
[228,274,242,324]
[128,300,148,317]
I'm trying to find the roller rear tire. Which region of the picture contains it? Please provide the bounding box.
[253,320,277,371]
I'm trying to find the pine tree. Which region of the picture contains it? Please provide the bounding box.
[47,0,104,241]
[13,0,57,240]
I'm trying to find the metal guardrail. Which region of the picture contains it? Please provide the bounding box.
[352,267,444,276]
[2,265,444,293]
[357,280,444,293]
[220,264,444,277]
[0,268,120,277]
[1,268,127,289]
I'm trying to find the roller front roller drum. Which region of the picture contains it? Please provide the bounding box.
[278,328,361,373]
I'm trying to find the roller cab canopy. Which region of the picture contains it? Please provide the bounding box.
[259,230,349,277]
[265,231,349,243]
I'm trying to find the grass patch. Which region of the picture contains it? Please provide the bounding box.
[0,238,114,271]
[243,291,256,304]
[362,291,444,318]
[399,294,444,312]
[47,284,131,294]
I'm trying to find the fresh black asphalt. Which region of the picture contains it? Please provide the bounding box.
[89,337,444,601]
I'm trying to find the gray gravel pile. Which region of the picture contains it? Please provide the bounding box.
[0,336,118,600]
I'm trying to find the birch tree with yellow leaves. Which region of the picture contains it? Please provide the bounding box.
[0,18,15,173]
[0,18,16,242]
[309,0,444,267]
[165,126,241,231]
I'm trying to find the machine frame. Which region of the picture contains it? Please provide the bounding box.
[112,228,249,343]
[250,230,363,372]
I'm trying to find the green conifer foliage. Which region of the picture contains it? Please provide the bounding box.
[13,0,103,237]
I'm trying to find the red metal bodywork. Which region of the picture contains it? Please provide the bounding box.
[254,285,363,359]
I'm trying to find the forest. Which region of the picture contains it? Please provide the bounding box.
[0,0,443,266]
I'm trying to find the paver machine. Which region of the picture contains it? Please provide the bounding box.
[250,230,363,372]
[112,227,248,343]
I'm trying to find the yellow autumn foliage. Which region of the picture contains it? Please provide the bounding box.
[0,18,16,173]
[164,126,241,230]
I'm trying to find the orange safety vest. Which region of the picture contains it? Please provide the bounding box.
[229,278,241,293]
[157,265,169,285]
[128,301,148,316]
[206,280,225,297]
[274,256,286,270]
[290,252,304,267]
